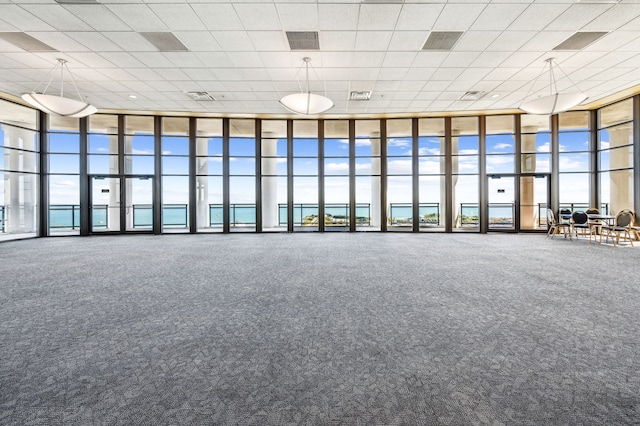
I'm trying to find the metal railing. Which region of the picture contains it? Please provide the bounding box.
[276,203,371,226]
[487,203,515,227]
[209,204,256,227]
[0,205,4,233]
[460,203,479,226]
[388,203,441,226]
[133,204,189,228]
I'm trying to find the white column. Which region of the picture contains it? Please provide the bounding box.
[124,135,133,229]
[449,133,459,227]
[370,132,381,228]
[521,128,537,229]
[262,133,278,228]
[196,133,209,229]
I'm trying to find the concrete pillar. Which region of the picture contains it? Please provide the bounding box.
[124,136,133,229]
[370,132,381,228]
[262,133,278,228]
[520,128,537,229]
[4,127,37,233]
[196,133,209,229]
[608,125,633,213]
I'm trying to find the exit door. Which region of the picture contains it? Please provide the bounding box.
[89,175,154,233]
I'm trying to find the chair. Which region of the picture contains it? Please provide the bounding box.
[571,211,589,239]
[585,207,602,242]
[547,209,572,240]
[601,210,634,246]
[559,208,572,224]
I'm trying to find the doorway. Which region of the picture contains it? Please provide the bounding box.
[486,174,550,232]
[89,175,155,234]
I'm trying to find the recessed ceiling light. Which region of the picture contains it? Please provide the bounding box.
[491,94,500,98]
[128,95,137,99]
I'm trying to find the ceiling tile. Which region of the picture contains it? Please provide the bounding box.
[106,4,168,32]
[454,31,501,52]
[318,3,360,31]
[396,3,444,31]
[471,4,528,31]
[276,3,318,31]
[191,4,244,31]
[234,3,280,31]
[211,31,254,52]
[546,4,612,31]
[103,32,157,52]
[63,5,131,32]
[320,31,357,51]
[486,31,538,52]
[358,4,402,31]
[148,4,206,31]
[21,5,93,31]
[382,52,417,68]
[1,5,54,31]
[355,31,393,51]
[387,31,429,52]
[66,32,122,51]
[195,52,235,68]
[507,4,571,31]
[174,32,221,52]
[248,31,290,52]
[433,4,487,31]
[322,52,354,68]
[353,51,385,68]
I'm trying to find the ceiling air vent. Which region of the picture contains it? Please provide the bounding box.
[553,32,607,50]
[422,31,463,51]
[187,92,217,101]
[286,32,320,51]
[349,91,372,101]
[459,91,486,101]
[140,32,188,52]
[0,32,57,52]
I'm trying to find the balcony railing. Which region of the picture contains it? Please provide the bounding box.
[0,205,4,233]
[388,203,441,226]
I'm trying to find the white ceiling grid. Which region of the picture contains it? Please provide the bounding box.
[0,0,638,116]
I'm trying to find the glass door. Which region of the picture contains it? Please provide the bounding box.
[90,176,120,233]
[89,175,154,233]
[520,174,549,231]
[126,177,153,231]
[487,175,515,230]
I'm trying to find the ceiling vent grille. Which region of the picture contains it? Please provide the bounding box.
[349,91,372,101]
[286,32,320,51]
[0,32,57,52]
[422,31,463,51]
[459,91,486,101]
[187,92,217,101]
[140,32,188,52]
[553,32,607,50]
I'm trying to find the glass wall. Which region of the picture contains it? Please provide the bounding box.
[598,99,634,216]
[324,121,350,231]
[293,120,319,232]
[0,99,39,239]
[355,120,381,231]
[452,117,479,230]
[418,118,445,232]
[162,117,189,232]
[229,119,256,232]
[196,118,223,232]
[1,91,638,238]
[558,111,592,213]
[386,119,413,231]
[48,116,80,234]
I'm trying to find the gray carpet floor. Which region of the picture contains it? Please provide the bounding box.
[1,233,639,425]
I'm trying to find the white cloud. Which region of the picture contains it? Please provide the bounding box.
[492,143,512,150]
[325,162,349,173]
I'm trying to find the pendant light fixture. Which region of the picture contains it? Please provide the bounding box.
[519,58,587,115]
[22,58,97,118]
[280,57,333,115]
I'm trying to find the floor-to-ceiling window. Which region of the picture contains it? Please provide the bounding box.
[418,118,445,232]
[260,120,287,232]
[386,119,413,232]
[520,114,551,230]
[558,111,592,213]
[324,120,350,231]
[598,99,634,215]
[486,115,516,229]
[195,118,223,232]
[229,119,256,232]
[293,120,319,232]
[0,99,39,239]
[48,116,79,235]
[355,120,381,231]
[452,117,479,231]
[161,117,189,233]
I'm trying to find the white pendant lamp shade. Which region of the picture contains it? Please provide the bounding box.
[280,57,333,115]
[519,92,588,115]
[21,58,96,118]
[519,58,587,115]
[21,93,97,118]
[280,92,334,115]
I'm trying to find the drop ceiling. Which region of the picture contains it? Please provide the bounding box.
[0,0,639,117]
